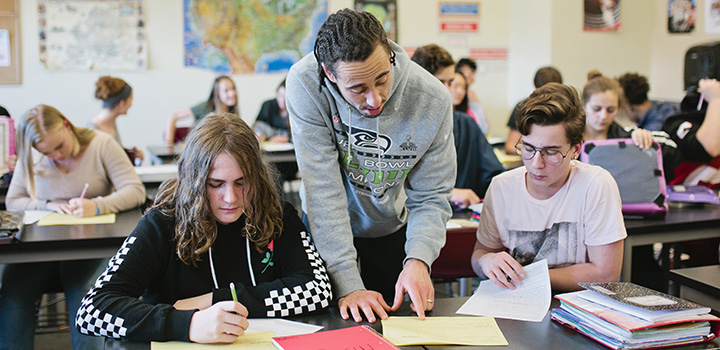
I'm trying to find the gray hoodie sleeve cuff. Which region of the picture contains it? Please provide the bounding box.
[329,267,366,299]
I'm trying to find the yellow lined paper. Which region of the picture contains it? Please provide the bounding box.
[37,213,116,226]
[382,316,508,346]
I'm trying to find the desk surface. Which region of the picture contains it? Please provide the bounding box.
[0,208,143,264]
[105,297,720,350]
[624,203,720,233]
[453,204,720,288]
[621,203,720,283]
[147,144,296,165]
[670,265,720,296]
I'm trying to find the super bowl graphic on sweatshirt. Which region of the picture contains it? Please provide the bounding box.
[336,121,417,201]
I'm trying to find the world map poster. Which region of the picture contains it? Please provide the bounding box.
[184,0,328,74]
[38,0,146,70]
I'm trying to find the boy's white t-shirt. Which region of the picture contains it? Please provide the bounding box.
[477,161,627,268]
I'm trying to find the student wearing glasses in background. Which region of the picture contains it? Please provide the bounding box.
[470,83,627,292]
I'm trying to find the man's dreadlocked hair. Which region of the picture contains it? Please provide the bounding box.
[313,8,395,91]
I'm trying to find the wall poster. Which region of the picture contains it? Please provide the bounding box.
[38,0,146,70]
[583,0,621,32]
[668,0,696,33]
[184,0,327,74]
[355,0,397,42]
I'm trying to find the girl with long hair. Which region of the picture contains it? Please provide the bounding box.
[165,76,238,145]
[77,113,331,344]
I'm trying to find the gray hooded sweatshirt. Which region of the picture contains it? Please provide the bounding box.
[286,41,456,298]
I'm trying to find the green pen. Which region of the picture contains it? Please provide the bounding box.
[230,282,238,303]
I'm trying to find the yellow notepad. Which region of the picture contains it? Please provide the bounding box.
[37,213,116,226]
[382,316,508,346]
[151,331,275,349]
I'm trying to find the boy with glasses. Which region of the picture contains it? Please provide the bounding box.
[470,83,627,292]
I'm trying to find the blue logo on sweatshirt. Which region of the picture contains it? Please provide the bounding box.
[344,124,391,153]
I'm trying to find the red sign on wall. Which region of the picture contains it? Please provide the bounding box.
[439,21,478,33]
[469,48,508,61]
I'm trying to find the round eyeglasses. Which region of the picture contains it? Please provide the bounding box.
[514,141,573,166]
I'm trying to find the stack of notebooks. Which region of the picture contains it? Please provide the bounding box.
[551,282,719,350]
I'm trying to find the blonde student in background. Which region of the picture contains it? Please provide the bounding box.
[471,83,627,292]
[2,105,146,350]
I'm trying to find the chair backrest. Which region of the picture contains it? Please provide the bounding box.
[174,127,191,144]
[431,226,478,279]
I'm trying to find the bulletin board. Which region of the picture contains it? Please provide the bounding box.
[0,0,21,85]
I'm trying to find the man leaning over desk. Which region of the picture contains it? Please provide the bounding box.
[286,8,456,323]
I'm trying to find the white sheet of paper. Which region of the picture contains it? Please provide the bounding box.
[245,318,323,337]
[23,210,53,225]
[445,221,462,229]
[456,259,551,322]
[468,202,484,214]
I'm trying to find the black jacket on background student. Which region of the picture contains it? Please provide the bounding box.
[453,110,503,198]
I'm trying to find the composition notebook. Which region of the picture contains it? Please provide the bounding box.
[271,325,398,350]
[579,282,711,323]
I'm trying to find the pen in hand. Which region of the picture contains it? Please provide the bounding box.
[79,183,89,200]
[506,247,518,282]
[67,183,89,215]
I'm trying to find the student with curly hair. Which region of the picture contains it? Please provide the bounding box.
[617,72,679,131]
[76,113,331,343]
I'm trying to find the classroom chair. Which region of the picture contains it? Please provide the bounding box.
[431,226,478,297]
[173,127,191,144]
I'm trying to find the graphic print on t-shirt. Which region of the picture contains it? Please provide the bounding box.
[507,221,578,268]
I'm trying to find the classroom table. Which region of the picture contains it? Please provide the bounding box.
[451,203,720,287]
[104,296,720,349]
[0,208,143,264]
[147,143,296,165]
[622,203,720,283]
[669,265,720,315]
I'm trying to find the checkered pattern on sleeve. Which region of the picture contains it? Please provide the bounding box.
[264,230,332,317]
[75,236,136,338]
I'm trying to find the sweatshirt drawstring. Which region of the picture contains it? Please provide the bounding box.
[346,106,383,188]
[347,106,353,162]
[376,117,382,184]
[208,235,257,291]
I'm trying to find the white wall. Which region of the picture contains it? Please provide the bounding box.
[507,0,552,112]
[1,0,286,164]
[550,0,655,95]
[4,0,720,155]
[650,0,720,100]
